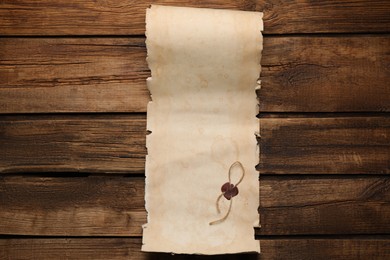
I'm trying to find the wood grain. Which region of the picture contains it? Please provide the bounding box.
[1,116,388,174]
[259,176,390,235]
[259,238,390,260]
[1,176,388,236]
[0,238,389,260]
[261,36,390,112]
[0,38,150,113]
[259,117,390,174]
[1,36,389,113]
[2,1,388,258]
[0,176,146,236]
[0,0,389,35]
[0,115,147,174]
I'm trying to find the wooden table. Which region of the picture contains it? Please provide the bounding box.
[0,1,389,259]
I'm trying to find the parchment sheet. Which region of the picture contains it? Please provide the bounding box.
[143,5,263,254]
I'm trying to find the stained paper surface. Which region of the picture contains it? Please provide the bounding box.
[143,5,263,254]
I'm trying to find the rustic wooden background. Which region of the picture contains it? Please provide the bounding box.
[0,1,389,259]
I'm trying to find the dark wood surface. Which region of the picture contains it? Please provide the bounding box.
[1,176,388,236]
[1,0,389,35]
[0,0,389,259]
[0,38,149,113]
[259,117,390,174]
[261,36,390,112]
[1,36,389,113]
[1,238,389,260]
[1,116,388,174]
[0,115,147,173]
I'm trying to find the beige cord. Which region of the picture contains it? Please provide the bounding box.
[209,161,245,225]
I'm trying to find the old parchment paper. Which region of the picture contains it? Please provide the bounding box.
[143,5,263,254]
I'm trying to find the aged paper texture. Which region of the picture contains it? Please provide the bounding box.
[143,5,263,254]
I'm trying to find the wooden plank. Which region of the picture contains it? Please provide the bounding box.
[0,1,389,35]
[260,0,390,34]
[0,115,147,174]
[1,36,389,113]
[259,238,390,260]
[0,176,388,236]
[258,176,390,235]
[1,237,389,259]
[1,116,388,174]
[0,176,146,236]
[0,38,150,113]
[259,117,390,174]
[260,36,390,112]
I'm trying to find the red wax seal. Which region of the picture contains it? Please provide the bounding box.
[221,182,239,200]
